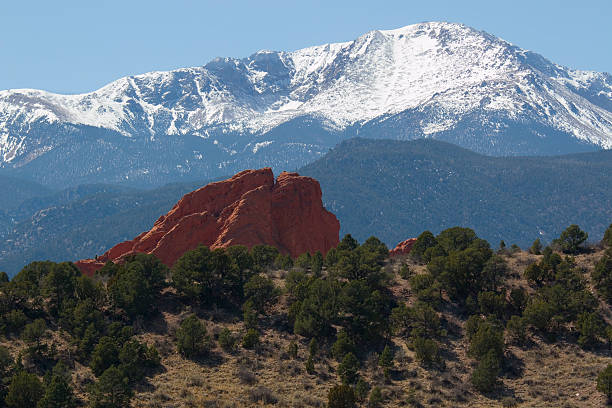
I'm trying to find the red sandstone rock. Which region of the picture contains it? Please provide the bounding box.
[389,238,417,257]
[75,168,340,275]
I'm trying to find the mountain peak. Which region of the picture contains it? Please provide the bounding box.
[1,23,611,187]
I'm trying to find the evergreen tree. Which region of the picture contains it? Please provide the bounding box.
[88,366,132,408]
[5,371,44,408]
[553,224,588,254]
[176,315,209,358]
[597,364,612,402]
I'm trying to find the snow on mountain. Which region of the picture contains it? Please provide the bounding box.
[1,22,611,187]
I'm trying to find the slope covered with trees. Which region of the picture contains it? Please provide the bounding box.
[300,138,612,248]
[0,223,610,407]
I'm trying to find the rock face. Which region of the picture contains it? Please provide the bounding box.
[389,238,417,257]
[75,168,340,275]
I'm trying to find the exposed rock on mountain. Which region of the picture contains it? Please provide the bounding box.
[75,168,339,274]
[389,238,417,257]
[1,22,611,187]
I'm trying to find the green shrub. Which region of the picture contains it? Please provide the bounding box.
[218,328,237,352]
[337,352,360,385]
[5,371,44,408]
[597,364,612,401]
[88,366,132,408]
[327,384,356,408]
[244,274,279,313]
[241,329,259,349]
[90,337,119,377]
[471,350,501,393]
[287,341,298,359]
[576,312,604,349]
[38,366,76,408]
[553,224,588,254]
[399,264,412,280]
[529,238,543,255]
[355,378,370,402]
[368,386,383,407]
[332,330,356,361]
[468,321,504,361]
[593,252,612,302]
[378,345,393,369]
[176,315,210,358]
[107,254,167,319]
[242,300,259,330]
[506,315,527,345]
[305,354,315,374]
[604,224,612,247]
[413,336,439,365]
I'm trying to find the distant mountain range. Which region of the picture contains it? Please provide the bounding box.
[2,138,612,276]
[1,22,611,188]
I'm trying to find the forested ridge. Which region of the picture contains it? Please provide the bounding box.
[0,223,610,407]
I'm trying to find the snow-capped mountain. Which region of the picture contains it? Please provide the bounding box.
[1,22,611,187]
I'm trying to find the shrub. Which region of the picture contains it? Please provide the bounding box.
[413,336,439,365]
[468,321,504,361]
[287,341,298,359]
[506,315,527,345]
[332,330,356,361]
[604,224,612,247]
[88,366,132,408]
[338,352,360,385]
[593,253,612,302]
[576,312,604,349]
[305,354,315,374]
[553,224,588,254]
[0,345,13,375]
[244,274,279,313]
[327,384,356,408]
[118,339,160,383]
[471,350,501,393]
[107,254,167,319]
[399,264,412,280]
[378,345,393,369]
[242,329,259,349]
[355,378,370,402]
[529,239,543,255]
[410,231,438,263]
[218,328,237,352]
[176,315,210,358]
[368,386,383,407]
[38,370,76,408]
[90,337,119,377]
[5,371,44,408]
[242,300,259,330]
[596,364,612,401]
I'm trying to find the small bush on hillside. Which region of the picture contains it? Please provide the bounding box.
[176,315,210,358]
[596,364,612,401]
[218,328,237,352]
[242,329,259,349]
[327,384,356,408]
[337,352,360,385]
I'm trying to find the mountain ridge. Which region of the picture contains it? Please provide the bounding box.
[1,22,611,187]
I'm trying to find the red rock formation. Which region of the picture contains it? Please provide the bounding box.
[75,168,340,275]
[389,238,417,257]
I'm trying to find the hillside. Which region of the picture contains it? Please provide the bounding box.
[0,227,610,407]
[1,22,612,187]
[299,138,612,248]
[0,180,209,276]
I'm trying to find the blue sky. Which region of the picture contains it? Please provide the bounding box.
[1,0,610,94]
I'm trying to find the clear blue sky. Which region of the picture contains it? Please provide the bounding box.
[1,0,610,94]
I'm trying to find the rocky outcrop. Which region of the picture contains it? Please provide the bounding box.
[75,168,340,275]
[389,238,417,257]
